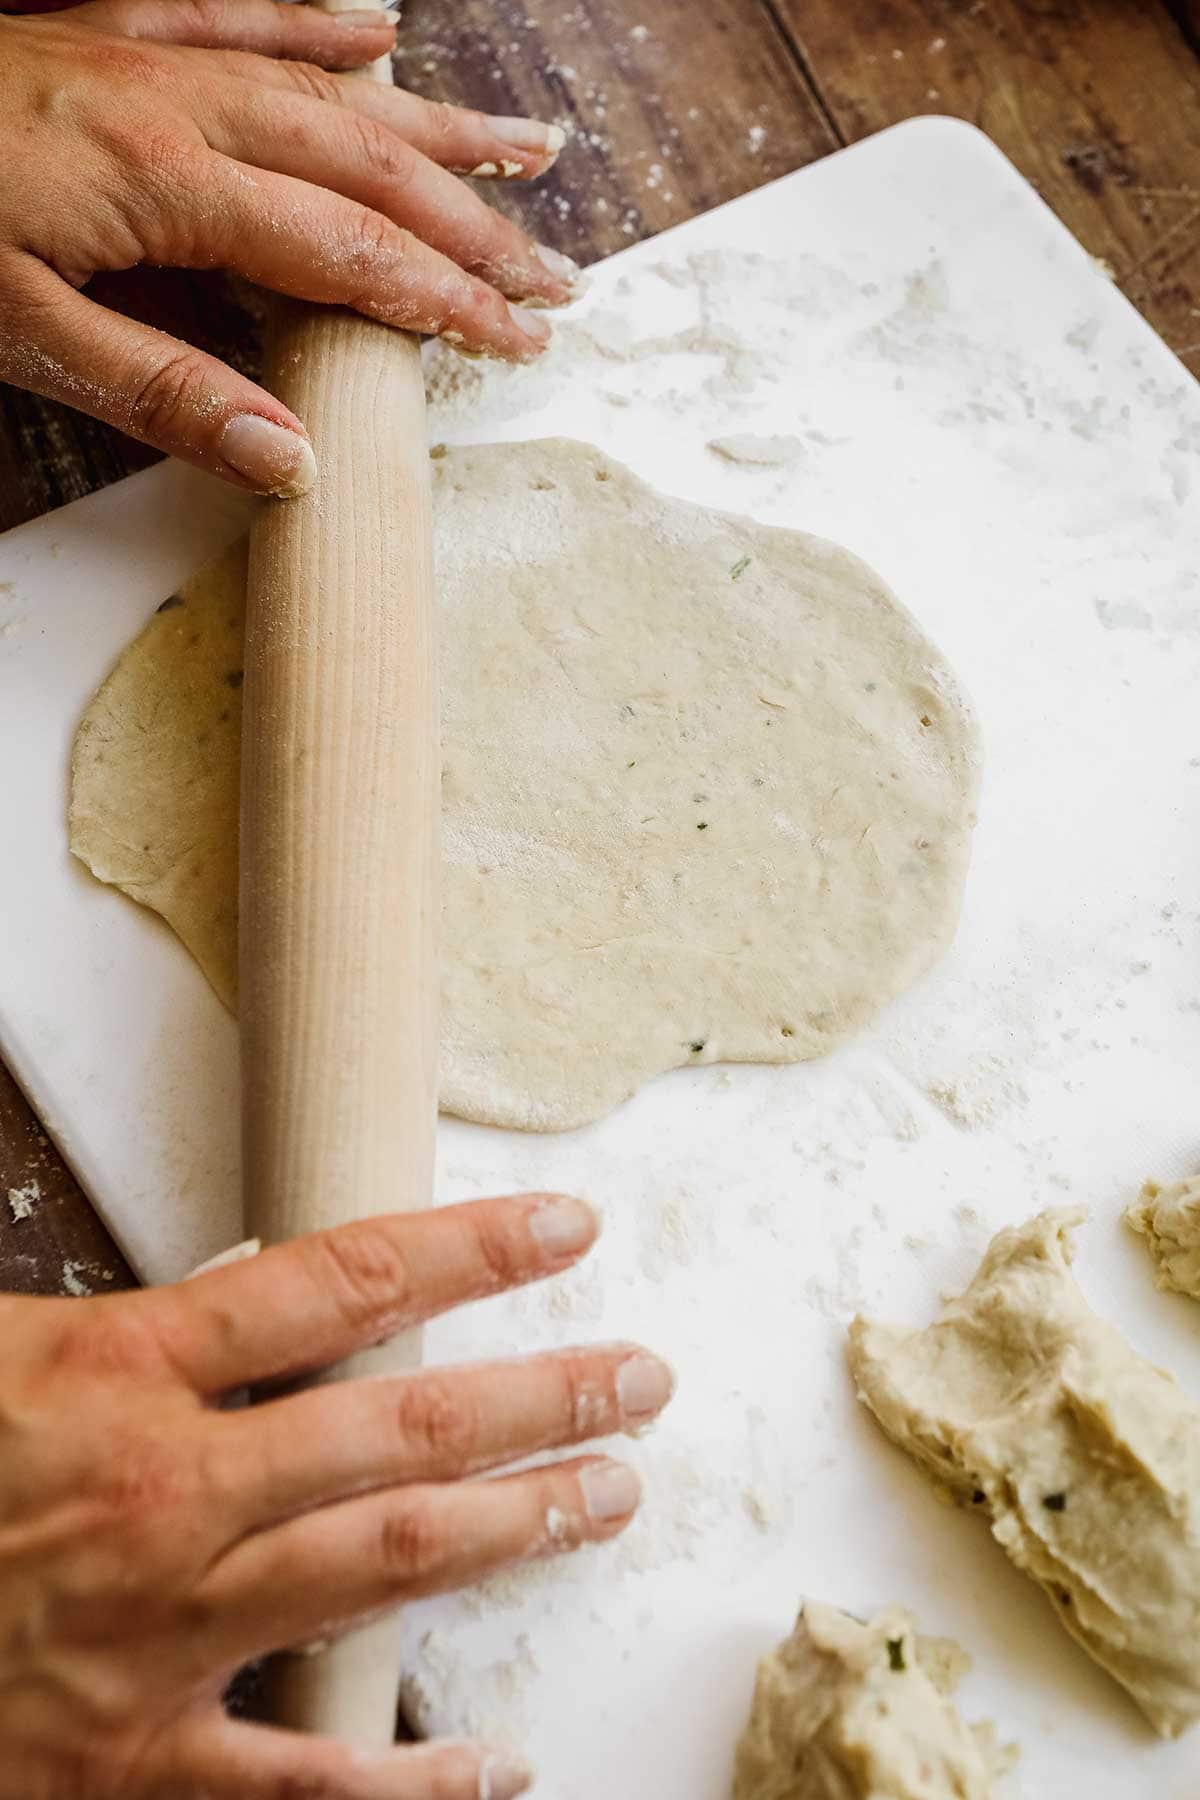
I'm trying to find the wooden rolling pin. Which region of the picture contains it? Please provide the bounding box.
[239,0,437,1749]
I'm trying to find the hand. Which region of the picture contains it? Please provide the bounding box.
[0,1,580,495]
[0,1191,671,1799]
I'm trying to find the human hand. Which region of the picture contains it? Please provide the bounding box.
[0,1,580,496]
[0,1190,670,1799]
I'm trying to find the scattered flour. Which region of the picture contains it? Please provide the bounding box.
[7,1180,39,1223]
[924,1060,1029,1130]
[424,246,864,440]
[61,1260,92,1297]
[544,1505,568,1544]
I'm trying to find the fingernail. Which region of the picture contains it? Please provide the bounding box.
[507,300,552,345]
[220,415,317,497]
[581,1460,642,1522]
[487,116,567,157]
[616,1353,675,1422]
[534,243,581,285]
[338,8,399,29]
[480,1749,534,1800]
[529,1194,597,1257]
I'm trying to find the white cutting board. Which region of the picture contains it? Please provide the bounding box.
[2,119,1200,1796]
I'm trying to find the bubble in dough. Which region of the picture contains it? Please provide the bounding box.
[69,438,980,1132]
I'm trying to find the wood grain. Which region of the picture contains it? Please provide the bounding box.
[0,1058,134,1295]
[776,0,1200,371]
[241,303,436,1286]
[2,0,1199,1286]
[393,0,837,262]
[239,14,438,1745]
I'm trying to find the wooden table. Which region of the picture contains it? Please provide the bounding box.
[3,0,1198,1296]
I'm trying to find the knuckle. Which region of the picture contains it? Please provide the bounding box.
[309,1223,414,1336]
[340,213,411,314]
[181,0,228,34]
[450,279,511,345]
[354,205,402,269]
[353,117,418,194]
[89,114,206,233]
[470,1208,528,1293]
[130,130,203,201]
[281,57,341,104]
[429,98,469,149]
[87,38,164,86]
[377,1496,445,1582]
[396,1374,478,1469]
[122,346,218,444]
[45,1302,162,1383]
[88,1440,193,1562]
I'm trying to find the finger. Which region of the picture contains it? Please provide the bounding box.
[1,255,316,494]
[228,1343,674,1526]
[186,154,554,358]
[165,1713,533,1800]
[202,1455,641,1660]
[147,1192,600,1393]
[200,50,566,178]
[199,86,580,303]
[70,0,398,70]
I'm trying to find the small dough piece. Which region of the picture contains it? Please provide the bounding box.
[849,1210,1200,1738]
[71,440,980,1131]
[734,1603,1006,1799]
[708,433,807,467]
[1125,1173,1200,1301]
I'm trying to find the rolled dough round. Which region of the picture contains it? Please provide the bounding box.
[69,439,980,1131]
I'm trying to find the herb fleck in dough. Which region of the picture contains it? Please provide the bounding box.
[734,1603,1008,1799]
[69,439,980,1131]
[849,1209,1200,1738]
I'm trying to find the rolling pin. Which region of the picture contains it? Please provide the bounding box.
[239,0,437,1749]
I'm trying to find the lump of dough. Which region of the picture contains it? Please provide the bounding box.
[848,1210,1200,1738]
[734,1603,1007,1799]
[1125,1173,1200,1301]
[707,433,807,467]
[70,439,980,1132]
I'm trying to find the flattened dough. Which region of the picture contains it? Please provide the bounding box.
[1125,1173,1200,1301]
[734,1603,1006,1799]
[70,439,980,1131]
[849,1210,1200,1738]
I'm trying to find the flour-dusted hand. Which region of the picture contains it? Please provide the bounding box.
[0,0,579,494]
[0,1191,672,1800]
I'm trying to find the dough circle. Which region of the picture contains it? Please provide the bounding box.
[70,439,980,1131]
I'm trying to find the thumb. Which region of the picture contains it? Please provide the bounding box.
[5,259,318,497]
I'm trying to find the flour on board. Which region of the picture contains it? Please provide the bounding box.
[7,1180,39,1222]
